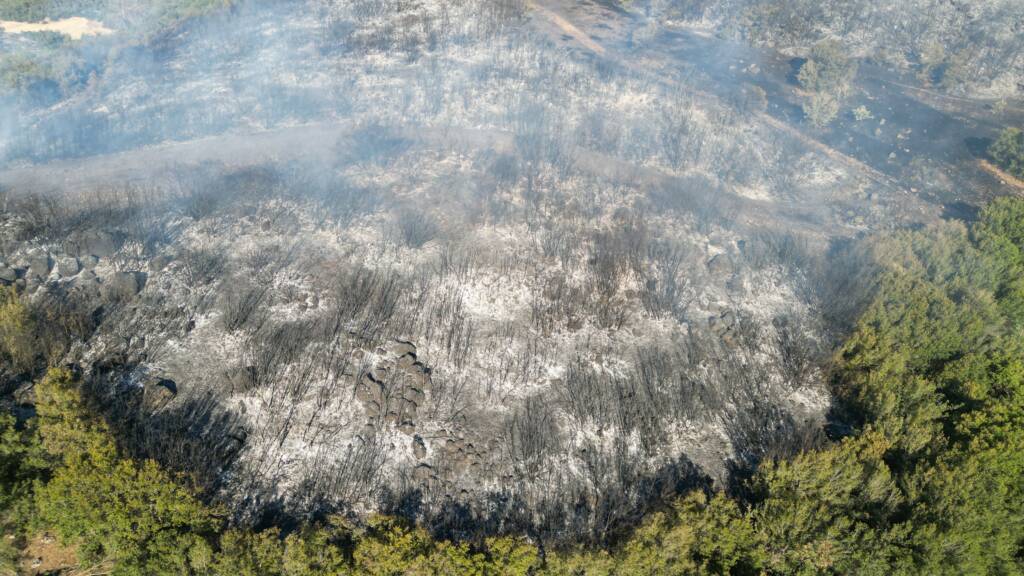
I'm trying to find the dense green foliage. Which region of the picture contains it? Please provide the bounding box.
[0,286,34,373]
[2,198,1024,574]
[990,128,1024,180]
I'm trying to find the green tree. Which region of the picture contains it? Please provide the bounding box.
[751,433,906,575]
[798,39,858,127]
[32,368,220,576]
[803,91,840,128]
[0,286,34,373]
[484,536,539,575]
[989,128,1024,179]
[282,522,351,576]
[211,529,285,576]
[0,412,46,576]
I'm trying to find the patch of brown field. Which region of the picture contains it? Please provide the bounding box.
[0,17,113,40]
[18,533,78,575]
[526,1,606,55]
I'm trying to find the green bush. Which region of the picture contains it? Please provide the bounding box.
[0,286,34,373]
[798,39,858,127]
[989,127,1024,179]
[0,53,53,92]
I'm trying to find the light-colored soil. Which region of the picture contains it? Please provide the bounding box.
[980,159,1024,193]
[18,533,78,575]
[0,17,113,40]
[527,1,605,55]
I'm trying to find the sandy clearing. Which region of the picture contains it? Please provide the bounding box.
[526,1,605,55]
[0,17,113,40]
[980,159,1024,194]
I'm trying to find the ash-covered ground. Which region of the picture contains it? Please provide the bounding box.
[0,0,1018,542]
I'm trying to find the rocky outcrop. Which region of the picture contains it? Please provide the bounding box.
[100,271,144,302]
[0,265,17,284]
[65,230,119,259]
[355,340,432,433]
[55,257,80,278]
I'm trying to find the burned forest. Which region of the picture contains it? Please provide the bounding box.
[1,0,1023,574]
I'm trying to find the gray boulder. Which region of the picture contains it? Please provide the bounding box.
[66,230,119,259]
[413,435,427,460]
[142,378,177,411]
[55,257,81,278]
[148,254,173,272]
[706,253,732,278]
[23,250,51,280]
[100,271,144,302]
[0,265,16,284]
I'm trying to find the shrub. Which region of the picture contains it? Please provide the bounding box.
[803,91,840,128]
[798,39,857,127]
[0,287,34,374]
[0,54,54,93]
[989,127,1024,179]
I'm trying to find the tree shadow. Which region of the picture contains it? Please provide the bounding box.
[965,136,992,160]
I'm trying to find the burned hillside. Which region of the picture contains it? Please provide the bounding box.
[1,0,1020,546]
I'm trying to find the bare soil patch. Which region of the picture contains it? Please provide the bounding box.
[0,17,113,39]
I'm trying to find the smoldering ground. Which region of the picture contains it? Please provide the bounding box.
[0,0,1017,544]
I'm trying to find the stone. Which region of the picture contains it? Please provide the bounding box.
[405,365,431,389]
[403,387,426,406]
[23,250,51,280]
[225,366,256,392]
[386,339,416,357]
[66,230,118,258]
[412,463,434,481]
[413,435,427,459]
[706,253,732,278]
[369,367,389,382]
[355,376,383,403]
[398,421,416,435]
[55,257,80,277]
[148,254,173,272]
[143,378,177,411]
[100,271,143,302]
[0,265,16,284]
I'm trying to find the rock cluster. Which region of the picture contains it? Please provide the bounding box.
[355,340,432,433]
